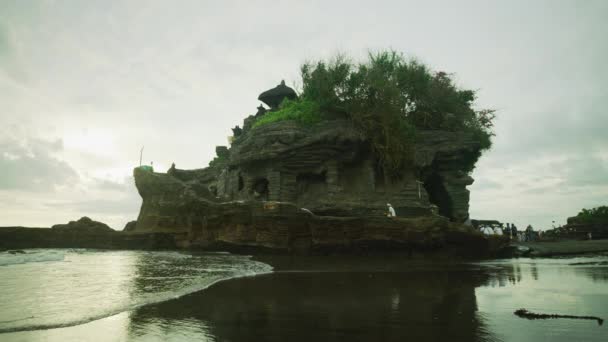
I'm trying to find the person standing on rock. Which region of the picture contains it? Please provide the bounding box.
[387,203,396,217]
[511,224,518,241]
[526,225,534,242]
[168,162,176,176]
[502,224,510,237]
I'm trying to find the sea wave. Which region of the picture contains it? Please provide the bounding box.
[0,253,272,334]
[0,250,66,266]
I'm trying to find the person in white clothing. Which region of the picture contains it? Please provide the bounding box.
[387,203,396,217]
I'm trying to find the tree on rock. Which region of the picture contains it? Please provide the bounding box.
[255,50,496,179]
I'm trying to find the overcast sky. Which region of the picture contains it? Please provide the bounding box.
[1,0,607,230]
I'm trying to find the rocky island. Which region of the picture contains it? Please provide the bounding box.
[129,52,506,256]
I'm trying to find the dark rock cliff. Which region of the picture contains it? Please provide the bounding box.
[130,113,500,255]
[51,216,114,233]
[135,117,479,220]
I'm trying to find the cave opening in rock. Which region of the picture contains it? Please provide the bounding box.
[373,163,386,190]
[424,173,453,220]
[252,178,269,200]
[238,174,244,191]
[296,171,327,202]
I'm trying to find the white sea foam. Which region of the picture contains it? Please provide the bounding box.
[0,250,65,266]
[0,271,270,333]
[0,250,272,334]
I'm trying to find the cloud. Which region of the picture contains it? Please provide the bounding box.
[0,136,79,191]
[40,177,142,229]
[0,23,10,61]
[91,177,131,192]
[563,156,608,187]
[45,197,139,216]
[470,151,608,228]
[472,178,503,191]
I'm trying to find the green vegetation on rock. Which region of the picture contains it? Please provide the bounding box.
[136,165,154,172]
[575,206,608,223]
[254,50,496,176]
[253,98,321,128]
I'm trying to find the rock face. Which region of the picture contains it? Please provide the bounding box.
[130,101,496,255]
[129,184,501,256]
[0,217,181,250]
[0,225,177,250]
[227,120,478,221]
[123,220,137,232]
[134,118,479,224]
[51,216,114,233]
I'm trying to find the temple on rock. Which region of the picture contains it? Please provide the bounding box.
[197,81,476,222]
[131,80,497,255]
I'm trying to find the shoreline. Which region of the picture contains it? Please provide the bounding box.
[513,239,608,257]
[3,228,608,258]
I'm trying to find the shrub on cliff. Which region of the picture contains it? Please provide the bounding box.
[575,206,608,223]
[253,98,321,128]
[255,50,495,176]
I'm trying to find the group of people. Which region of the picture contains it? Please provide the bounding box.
[479,225,504,236]
[384,205,546,243]
[514,224,540,242]
[479,223,540,242]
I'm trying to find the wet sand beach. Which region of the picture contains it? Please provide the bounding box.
[516,239,608,256]
[2,253,607,342]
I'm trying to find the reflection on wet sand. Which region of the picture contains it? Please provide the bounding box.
[474,257,607,342]
[128,258,498,342]
[4,255,607,342]
[571,261,608,283]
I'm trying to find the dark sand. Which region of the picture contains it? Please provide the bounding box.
[129,256,492,342]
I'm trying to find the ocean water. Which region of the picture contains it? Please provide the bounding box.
[0,249,272,334]
[0,250,607,341]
